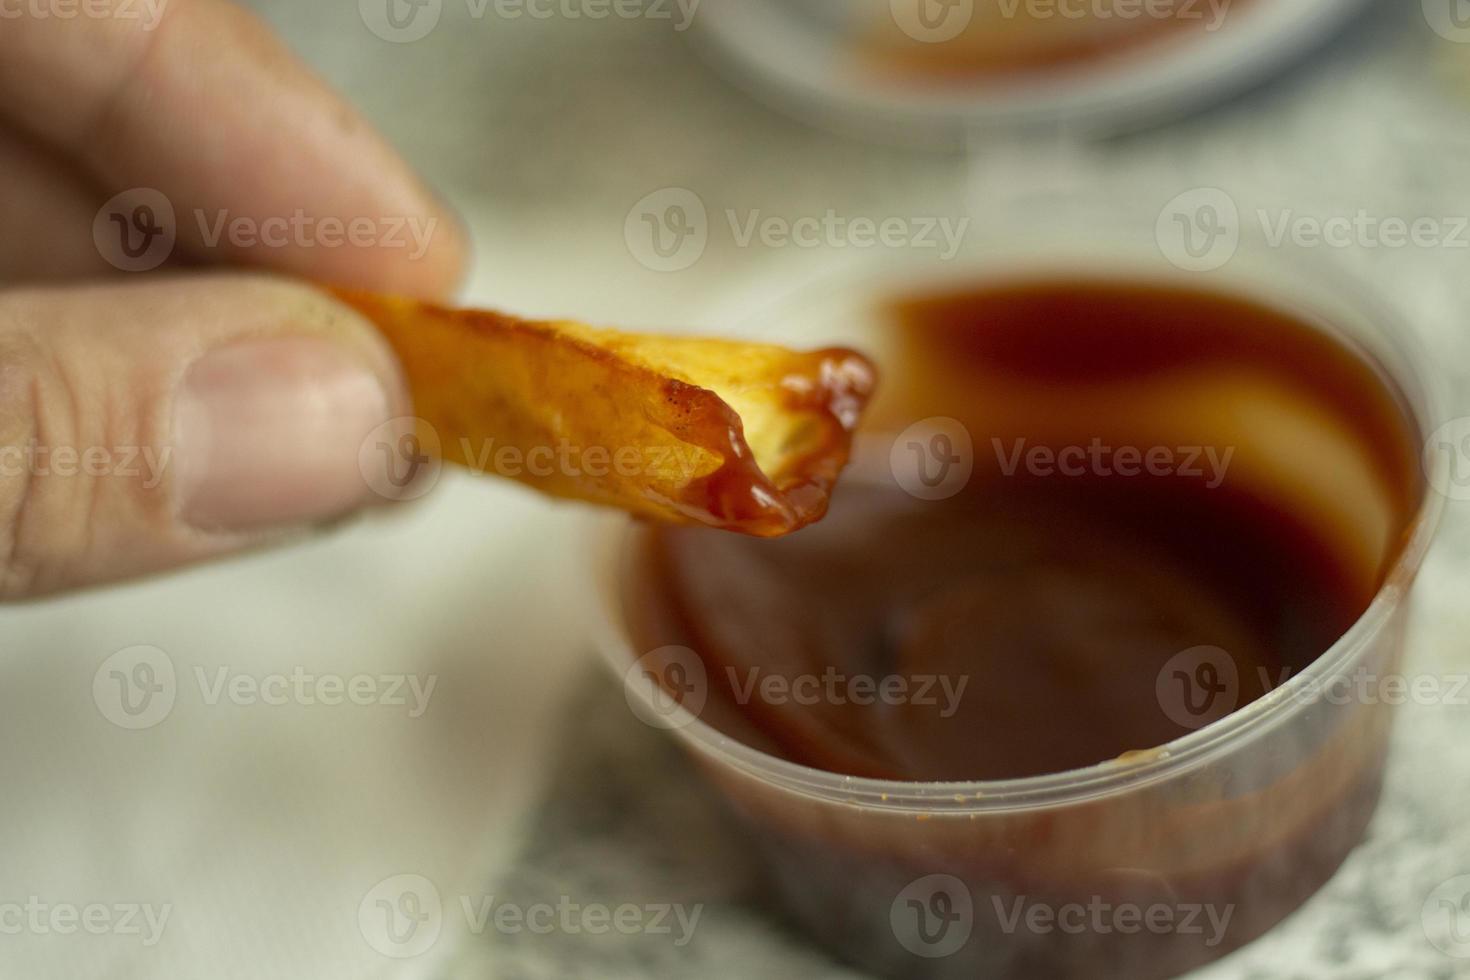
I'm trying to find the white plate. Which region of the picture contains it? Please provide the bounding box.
[692,0,1374,141]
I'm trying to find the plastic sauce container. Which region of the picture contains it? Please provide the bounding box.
[589,242,1442,979]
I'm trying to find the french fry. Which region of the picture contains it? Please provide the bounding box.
[333,289,876,537]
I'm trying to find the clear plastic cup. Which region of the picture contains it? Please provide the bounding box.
[587,225,1443,979]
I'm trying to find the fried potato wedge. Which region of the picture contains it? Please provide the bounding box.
[333,289,877,536]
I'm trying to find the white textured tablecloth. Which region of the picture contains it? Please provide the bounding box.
[3,2,1470,978]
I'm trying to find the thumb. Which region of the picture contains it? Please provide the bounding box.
[0,274,413,599]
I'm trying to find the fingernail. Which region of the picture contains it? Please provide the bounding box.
[174,338,396,531]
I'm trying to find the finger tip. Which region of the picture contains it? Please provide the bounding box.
[312,244,467,304]
[415,202,474,300]
[308,190,471,302]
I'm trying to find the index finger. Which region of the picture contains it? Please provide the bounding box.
[0,0,467,298]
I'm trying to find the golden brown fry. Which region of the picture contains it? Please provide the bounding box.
[332,289,876,536]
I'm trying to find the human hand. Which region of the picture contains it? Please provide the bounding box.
[0,0,468,597]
